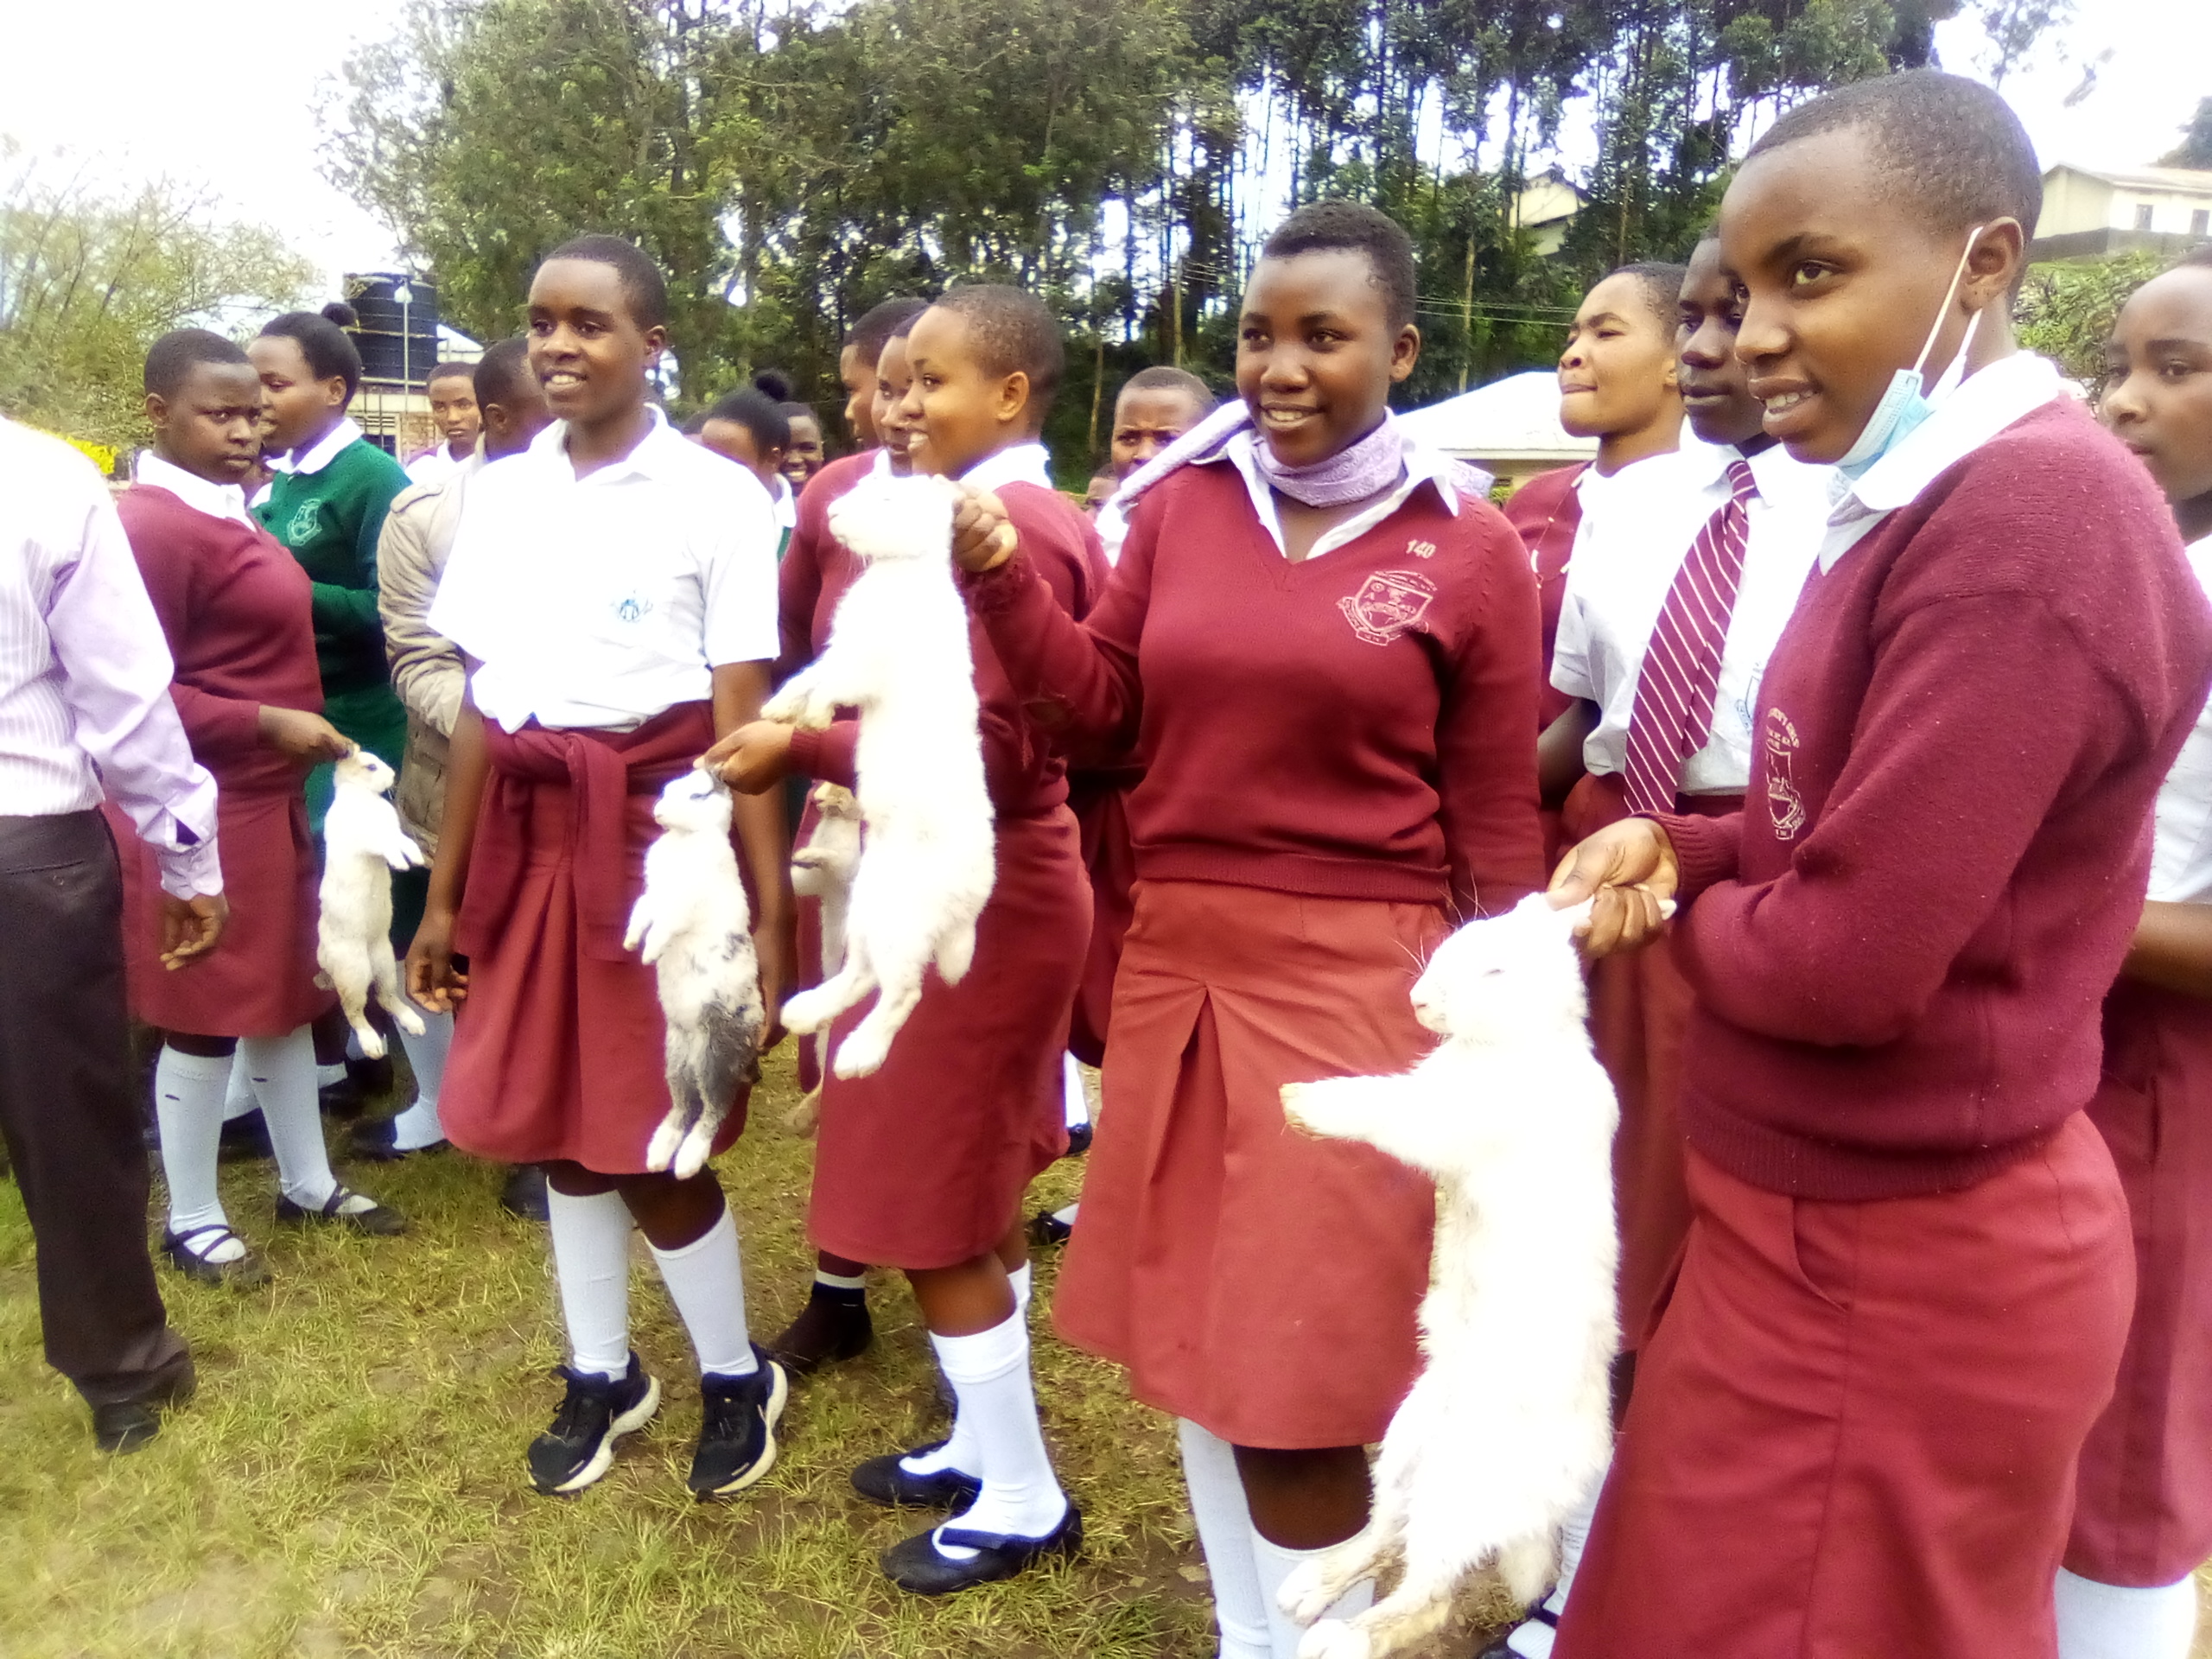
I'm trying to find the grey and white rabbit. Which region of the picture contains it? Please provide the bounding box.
[317,747,427,1059]
[627,767,766,1179]
[785,782,863,1133]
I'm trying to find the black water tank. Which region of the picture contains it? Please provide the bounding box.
[346,272,443,388]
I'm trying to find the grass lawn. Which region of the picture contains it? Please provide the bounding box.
[0,1046,1518,1658]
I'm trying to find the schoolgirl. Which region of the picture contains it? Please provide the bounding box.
[1487,236,1832,1659]
[1549,73,2212,1659]
[2056,245,2212,1659]
[407,237,793,1501]
[950,203,1544,1657]
[711,283,1107,1592]
[118,329,406,1285]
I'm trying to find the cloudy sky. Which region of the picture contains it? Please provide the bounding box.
[3,0,2206,303]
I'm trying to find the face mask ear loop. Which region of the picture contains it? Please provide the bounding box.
[1912,225,1986,380]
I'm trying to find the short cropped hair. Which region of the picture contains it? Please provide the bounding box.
[927,284,1065,412]
[544,234,670,332]
[1746,70,2042,240]
[1606,262,1690,327]
[704,388,791,454]
[1121,365,1216,411]
[847,296,931,365]
[1261,201,1419,330]
[260,311,363,402]
[425,359,476,389]
[145,328,251,398]
[473,337,537,410]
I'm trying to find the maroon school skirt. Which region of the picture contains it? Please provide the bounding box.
[441,772,748,1174]
[1066,776,1137,1067]
[2069,978,2212,1586]
[1556,1116,2134,1659]
[1561,772,1739,1351]
[808,804,1089,1270]
[1054,879,1446,1450]
[109,785,330,1039]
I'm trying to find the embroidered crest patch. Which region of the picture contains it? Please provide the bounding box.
[1764,708,1807,841]
[286,500,323,543]
[1338,570,1438,646]
[610,591,657,625]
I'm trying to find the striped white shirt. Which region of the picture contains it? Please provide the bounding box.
[0,419,221,895]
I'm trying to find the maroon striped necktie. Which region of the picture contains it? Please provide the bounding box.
[1622,459,1758,817]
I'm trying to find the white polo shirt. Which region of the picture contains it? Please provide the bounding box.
[2151,533,2212,906]
[1551,438,1832,796]
[431,407,780,733]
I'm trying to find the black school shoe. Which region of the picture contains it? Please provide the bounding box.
[880,1502,1083,1595]
[687,1349,788,1499]
[528,1353,661,1495]
[1027,1208,1073,1249]
[765,1287,873,1377]
[1061,1122,1093,1159]
[161,1224,271,1288]
[500,1164,550,1222]
[346,1115,449,1162]
[275,1185,408,1236]
[1472,1603,1559,1658]
[90,1365,196,1454]
[850,1440,984,1509]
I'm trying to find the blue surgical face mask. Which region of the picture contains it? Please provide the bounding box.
[1835,226,1986,481]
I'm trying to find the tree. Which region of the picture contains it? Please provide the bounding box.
[2015,250,2161,383]
[2161,98,2212,171]
[0,143,315,452]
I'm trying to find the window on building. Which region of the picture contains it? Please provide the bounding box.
[2193,208,2210,238]
[2136,203,2157,232]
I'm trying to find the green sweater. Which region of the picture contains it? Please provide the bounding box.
[256,435,410,700]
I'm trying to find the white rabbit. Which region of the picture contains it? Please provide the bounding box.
[1274,893,1635,1659]
[316,747,428,1060]
[768,473,995,1078]
[785,782,863,1132]
[626,768,766,1180]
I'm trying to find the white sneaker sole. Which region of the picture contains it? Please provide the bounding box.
[696,1361,788,1498]
[546,1375,662,1496]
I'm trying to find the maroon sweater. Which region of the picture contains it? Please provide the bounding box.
[784,477,1109,819]
[1502,462,1586,729]
[1659,398,2212,1200]
[968,460,1545,919]
[117,484,322,797]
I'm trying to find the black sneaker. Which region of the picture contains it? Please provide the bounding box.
[500,1164,550,1222]
[527,1353,660,1496]
[765,1287,873,1377]
[688,1349,788,1499]
[1027,1208,1074,1249]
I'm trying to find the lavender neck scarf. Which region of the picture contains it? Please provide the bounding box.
[1110,404,1409,515]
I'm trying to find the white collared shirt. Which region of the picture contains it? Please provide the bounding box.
[0,418,221,894]
[405,444,466,488]
[1552,440,1833,795]
[1204,428,1464,562]
[430,408,781,733]
[270,416,366,478]
[2152,532,2212,906]
[963,441,1056,494]
[135,452,253,525]
[770,474,798,532]
[1817,353,2064,573]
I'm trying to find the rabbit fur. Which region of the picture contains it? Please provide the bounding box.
[316,747,427,1059]
[785,782,863,1131]
[767,473,995,1078]
[1274,893,1630,1659]
[626,767,766,1179]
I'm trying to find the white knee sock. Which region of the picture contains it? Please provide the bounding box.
[929,1312,1067,1556]
[1178,1419,1272,1659]
[316,1060,346,1089]
[244,1027,340,1210]
[903,1271,1027,1480]
[1063,1052,1090,1129]
[647,1205,758,1377]
[1253,1529,1374,1659]
[1011,1260,1033,1317]
[2056,1567,2200,1659]
[1506,1454,1606,1658]
[1053,1202,1079,1225]
[155,1046,238,1257]
[223,1059,258,1120]
[390,1008,452,1151]
[548,1187,632,1379]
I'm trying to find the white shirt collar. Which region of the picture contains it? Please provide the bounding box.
[135,452,253,524]
[1820,353,2063,570]
[276,416,365,477]
[531,405,689,483]
[962,441,1055,494]
[1203,427,1464,561]
[869,447,894,478]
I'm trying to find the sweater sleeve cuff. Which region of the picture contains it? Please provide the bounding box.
[1650,810,1742,906]
[785,721,858,790]
[958,550,1040,618]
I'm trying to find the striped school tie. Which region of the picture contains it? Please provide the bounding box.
[1622,459,1758,817]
